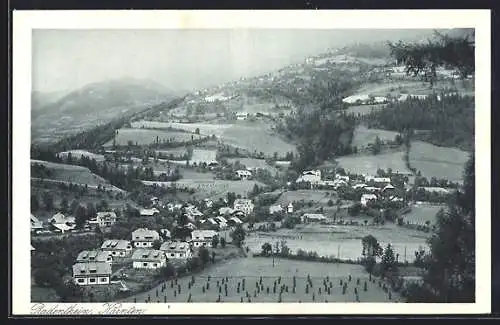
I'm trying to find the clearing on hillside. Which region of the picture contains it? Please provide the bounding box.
[409,141,469,183]
[227,158,278,174]
[335,151,411,176]
[275,190,335,206]
[351,125,400,149]
[105,128,203,146]
[402,203,446,226]
[120,257,400,303]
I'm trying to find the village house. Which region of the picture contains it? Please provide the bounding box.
[139,208,160,217]
[201,218,219,229]
[101,239,133,257]
[353,183,367,190]
[160,229,171,240]
[49,212,76,233]
[204,198,214,208]
[365,176,392,186]
[269,204,283,215]
[131,249,167,269]
[150,197,159,207]
[214,216,228,229]
[228,216,244,226]
[301,213,327,223]
[361,193,378,207]
[88,211,117,229]
[76,250,113,265]
[184,205,203,220]
[131,228,160,248]
[219,207,234,216]
[191,230,218,248]
[236,112,249,120]
[233,199,254,215]
[335,174,350,183]
[72,262,112,286]
[296,170,322,187]
[160,241,193,260]
[235,169,253,180]
[31,214,44,233]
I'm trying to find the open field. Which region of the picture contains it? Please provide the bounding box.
[409,141,470,183]
[132,120,231,137]
[141,179,265,200]
[105,128,203,146]
[351,125,400,148]
[58,150,105,162]
[245,223,430,263]
[402,203,446,226]
[345,104,387,116]
[227,158,278,174]
[31,160,120,189]
[221,122,296,156]
[335,151,411,176]
[275,190,335,206]
[120,257,400,303]
[155,148,188,157]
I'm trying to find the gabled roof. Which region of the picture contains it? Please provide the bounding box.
[96,211,117,220]
[229,216,243,224]
[72,262,112,276]
[131,249,165,261]
[160,241,190,252]
[76,250,112,262]
[101,239,131,250]
[132,228,160,241]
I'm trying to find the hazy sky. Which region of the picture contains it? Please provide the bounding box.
[32,29,436,94]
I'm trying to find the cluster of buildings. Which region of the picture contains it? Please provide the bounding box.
[31,211,118,235]
[71,227,220,286]
[295,170,351,190]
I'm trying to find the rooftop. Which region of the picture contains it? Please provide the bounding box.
[131,249,165,261]
[72,262,112,276]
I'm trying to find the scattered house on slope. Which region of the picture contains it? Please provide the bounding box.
[365,176,392,186]
[131,228,160,248]
[269,204,283,215]
[235,169,253,180]
[381,184,396,193]
[301,213,327,223]
[233,199,254,215]
[140,208,160,217]
[49,213,76,233]
[204,199,214,208]
[353,183,367,190]
[131,249,167,269]
[335,174,350,183]
[101,239,133,257]
[361,194,378,207]
[219,207,234,216]
[228,216,243,226]
[88,211,117,229]
[296,170,322,186]
[236,112,250,120]
[287,203,294,214]
[31,214,44,232]
[160,241,192,260]
[150,197,159,206]
[72,262,112,286]
[191,230,218,248]
[76,250,113,265]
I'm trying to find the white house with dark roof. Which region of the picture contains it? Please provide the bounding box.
[31,214,44,232]
[131,249,167,269]
[76,250,113,265]
[191,230,218,247]
[160,241,192,260]
[219,207,234,216]
[140,208,160,217]
[101,239,133,257]
[88,211,117,229]
[49,213,76,233]
[301,213,327,223]
[296,170,322,186]
[361,194,378,207]
[287,203,294,214]
[72,262,112,286]
[131,228,160,248]
[235,170,252,180]
[233,199,254,215]
[269,204,283,215]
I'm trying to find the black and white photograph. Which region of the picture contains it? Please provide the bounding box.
[12,10,491,315]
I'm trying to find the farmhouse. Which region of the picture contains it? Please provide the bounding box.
[204,199,214,208]
[131,249,167,269]
[269,204,283,215]
[235,169,253,180]
[191,230,218,248]
[219,207,234,216]
[236,112,250,120]
[287,203,294,214]
[72,262,112,286]
[233,199,254,215]
[184,205,203,220]
[160,229,171,239]
[301,213,327,223]
[76,250,113,265]
[335,174,350,183]
[49,213,76,233]
[101,240,133,257]
[228,216,243,226]
[361,194,378,207]
[88,211,117,229]
[382,184,396,193]
[31,214,44,232]
[140,208,160,217]
[131,228,160,248]
[150,197,159,206]
[296,170,322,186]
[160,241,192,260]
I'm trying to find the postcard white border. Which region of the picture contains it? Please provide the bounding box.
[13,9,491,315]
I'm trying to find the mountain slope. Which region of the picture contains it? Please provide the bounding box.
[31,78,176,144]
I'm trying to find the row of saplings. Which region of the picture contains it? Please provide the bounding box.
[134,273,393,303]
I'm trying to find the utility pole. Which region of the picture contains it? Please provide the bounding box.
[404,246,407,263]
